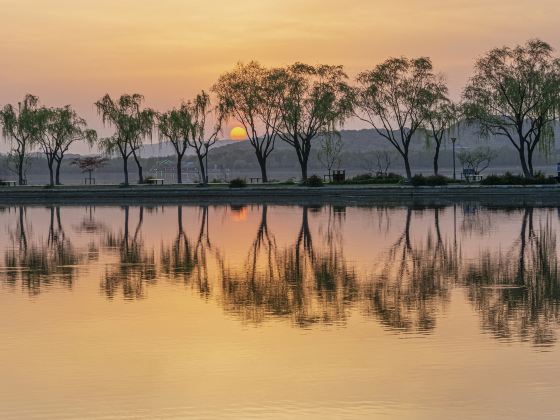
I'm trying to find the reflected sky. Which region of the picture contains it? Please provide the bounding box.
[1,203,560,418]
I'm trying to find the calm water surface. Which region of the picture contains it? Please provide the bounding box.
[1,203,560,419]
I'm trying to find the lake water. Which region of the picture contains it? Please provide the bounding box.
[1,203,560,419]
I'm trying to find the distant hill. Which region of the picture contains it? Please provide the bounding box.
[136,122,560,159]
[140,139,237,157]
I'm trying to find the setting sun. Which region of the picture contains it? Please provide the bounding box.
[230,126,247,140]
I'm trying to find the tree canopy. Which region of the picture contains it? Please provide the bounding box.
[463,39,560,177]
[214,62,282,182]
[37,106,96,185]
[0,94,43,184]
[274,63,353,180]
[354,57,447,179]
[95,94,154,184]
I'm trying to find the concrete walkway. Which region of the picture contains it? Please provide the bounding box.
[0,183,559,205]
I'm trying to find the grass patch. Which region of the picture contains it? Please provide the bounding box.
[411,174,450,186]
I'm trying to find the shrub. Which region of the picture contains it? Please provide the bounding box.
[229,178,247,188]
[302,175,324,187]
[481,172,557,185]
[411,174,449,186]
[277,179,296,185]
[345,172,404,184]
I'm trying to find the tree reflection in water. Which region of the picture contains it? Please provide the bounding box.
[3,206,81,295]
[160,206,214,297]
[361,207,457,333]
[464,208,560,347]
[101,206,156,299]
[2,203,560,347]
[219,205,357,326]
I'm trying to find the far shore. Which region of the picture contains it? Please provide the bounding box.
[1,183,560,206]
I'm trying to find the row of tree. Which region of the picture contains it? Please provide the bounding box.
[1,38,559,185]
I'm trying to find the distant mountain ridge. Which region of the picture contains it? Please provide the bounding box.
[136,123,560,158]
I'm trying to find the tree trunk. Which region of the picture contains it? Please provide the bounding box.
[176,155,183,184]
[527,147,535,177]
[123,156,129,186]
[47,160,54,187]
[296,144,310,181]
[55,158,62,185]
[299,154,309,181]
[403,151,412,180]
[132,151,143,183]
[433,143,440,176]
[518,145,531,177]
[256,153,268,183]
[18,153,24,185]
[197,154,207,184]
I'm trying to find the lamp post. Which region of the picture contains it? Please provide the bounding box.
[451,137,457,180]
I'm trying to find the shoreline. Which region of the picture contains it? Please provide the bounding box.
[0,184,559,206]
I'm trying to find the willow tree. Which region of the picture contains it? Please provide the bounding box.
[424,98,461,176]
[37,106,97,186]
[275,63,353,180]
[0,94,42,185]
[354,57,446,180]
[186,91,222,184]
[463,39,560,177]
[157,106,191,184]
[214,62,282,182]
[95,94,154,185]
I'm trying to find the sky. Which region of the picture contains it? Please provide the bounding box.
[0,0,559,152]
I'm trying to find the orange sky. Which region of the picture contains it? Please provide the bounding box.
[0,0,559,150]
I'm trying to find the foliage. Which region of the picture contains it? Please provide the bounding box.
[458,146,497,174]
[187,91,222,184]
[274,62,353,180]
[481,172,557,185]
[229,178,247,188]
[157,103,191,183]
[410,174,449,186]
[214,62,282,182]
[37,106,96,185]
[463,39,560,177]
[354,57,447,179]
[301,174,324,187]
[423,98,461,175]
[95,94,155,185]
[71,156,108,172]
[0,94,43,184]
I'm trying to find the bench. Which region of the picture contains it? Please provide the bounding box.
[146,178,164,185]
[332,170,346,183]
[84,178,96,185]
[1,181,17,186]
[250,177,261,184]
[461,169,483,182]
